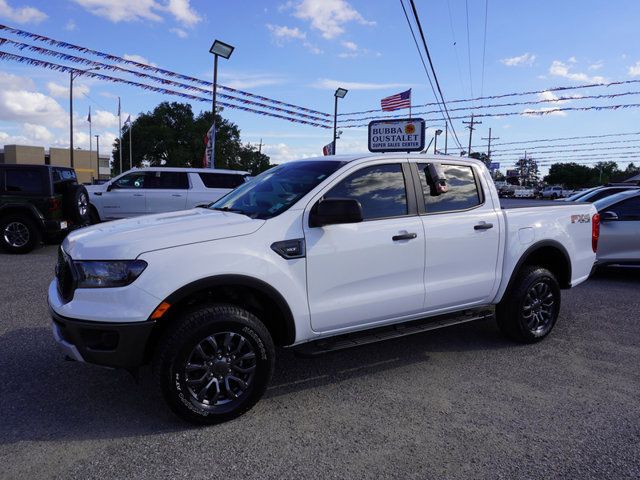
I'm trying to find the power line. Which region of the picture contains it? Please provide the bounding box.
[405,0,463,147]
[445,0,465,93]
[492,138,640,153]
[480,131,640,148]
[492,144,640,157]
[480,0,489,97]
[464,0,474,99]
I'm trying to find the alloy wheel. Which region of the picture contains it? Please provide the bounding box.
[184,332,257,408]
[522,280,556,334]
[3,221,30,248]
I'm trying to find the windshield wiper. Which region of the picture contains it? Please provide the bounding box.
[212,206,248,216]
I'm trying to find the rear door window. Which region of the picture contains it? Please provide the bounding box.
[5,169,44,194]
[417,163,481,214]
[609,196,640,220]
[144,171,190,189]
[199,173,245,189]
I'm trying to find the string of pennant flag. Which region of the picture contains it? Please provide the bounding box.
[0,36,331,125]
[0,23,331,118]
[0,51,331,129]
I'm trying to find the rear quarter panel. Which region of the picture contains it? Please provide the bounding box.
[494,204,597,302]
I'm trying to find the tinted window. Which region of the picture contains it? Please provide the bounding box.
[5,169,43,194]
[418,163,481,213]
[587,188,628,202]
[144,171,189,189]
[609,196,640,220]
[114,172,146,189]
[199,173,245,189]
[211,160,344,220]
[324,164,407,220]
[52,168,76,183]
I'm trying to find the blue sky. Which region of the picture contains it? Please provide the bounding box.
[1,0,640,173]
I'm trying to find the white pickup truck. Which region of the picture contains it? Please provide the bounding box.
[86,167,249,221]
[49,154,599,424]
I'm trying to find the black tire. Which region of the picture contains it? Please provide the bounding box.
[89,205,101,224]
[0,214,41,254]
[62,184,90,224]
[153,303,275,425]
[496,266,561,343]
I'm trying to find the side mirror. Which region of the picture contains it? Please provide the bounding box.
[106,182,114,192]
[427,163,448,195]
[309,198,363,227]
[602,211,619,221]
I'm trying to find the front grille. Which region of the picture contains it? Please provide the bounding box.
[56,247,75,302]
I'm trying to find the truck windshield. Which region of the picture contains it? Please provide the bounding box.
[210,160,345,220]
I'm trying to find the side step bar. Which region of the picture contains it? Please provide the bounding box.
[294,307,495,357]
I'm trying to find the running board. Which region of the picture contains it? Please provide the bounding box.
[294,307,495,357]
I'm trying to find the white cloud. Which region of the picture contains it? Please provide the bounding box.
[312,78,412,90]
[170,27,187,38]
[500,53,536,67]
[628,61,640,77]
[342,40,357,51]
[0,0,47,24]
[0,73,66,128]
[266,24,322,54]
[23,123,54,142]
[90,109,134,129]
[292,0,375,39]
[46,81,90,98]
[65,19,77,31]
[72,0,201,25]
[219,72,287,89]
[262,142,319,164]
[549,60,607,83]
[165,0,201,26]
[267,23,306,42]
[588,61,603,71]
[123,53,157,67]
[538,90,569,104]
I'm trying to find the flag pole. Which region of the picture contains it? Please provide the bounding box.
[118,97,122,174]
[129,120,133,169]
[88,106,93,182]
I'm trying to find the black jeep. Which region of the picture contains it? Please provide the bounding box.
[0,164,90,253]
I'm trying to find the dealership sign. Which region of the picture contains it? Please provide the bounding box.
[368,118,425,153]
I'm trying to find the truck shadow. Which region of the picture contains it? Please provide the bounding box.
[0,319,512,445]
[591,265,640,283]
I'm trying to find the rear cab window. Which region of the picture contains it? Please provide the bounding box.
[416,163,482,214]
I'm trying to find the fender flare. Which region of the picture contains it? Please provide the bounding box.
[501,239,572,299]
[162,274,296,345]
[0,203,45,227]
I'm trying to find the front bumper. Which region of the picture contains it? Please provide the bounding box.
[50,308,156,368]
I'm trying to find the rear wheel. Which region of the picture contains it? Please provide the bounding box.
[62,184,90,225]
[496,266,561,343]
[153,303,275,425]
[0,214,41,254]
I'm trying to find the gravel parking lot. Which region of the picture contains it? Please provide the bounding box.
[1,245,639,479]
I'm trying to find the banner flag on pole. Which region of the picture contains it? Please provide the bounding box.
[87,106,91,123]
[203,124,215,168]
[322,141,335,156]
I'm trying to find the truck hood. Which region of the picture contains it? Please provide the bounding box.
[63,208,265,259]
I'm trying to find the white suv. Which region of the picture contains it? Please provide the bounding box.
[86,167,249,221]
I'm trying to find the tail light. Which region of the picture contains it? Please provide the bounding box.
[592,213,600,253]
[48,197,62,212]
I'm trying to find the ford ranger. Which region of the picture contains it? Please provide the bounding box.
[48,154,599,424]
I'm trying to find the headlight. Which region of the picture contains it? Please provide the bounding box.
[73,260,148,288]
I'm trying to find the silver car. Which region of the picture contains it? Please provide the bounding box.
[594,190,640,265]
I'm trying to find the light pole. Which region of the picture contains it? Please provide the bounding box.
[433,129,443,154]
[69,67,100,167]
[94,134,100,181]
[209,39,234,168]
[333,88,348,155]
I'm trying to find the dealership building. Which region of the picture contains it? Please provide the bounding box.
[0,144,110,184]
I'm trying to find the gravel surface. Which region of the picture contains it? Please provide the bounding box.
[1,245,639,479]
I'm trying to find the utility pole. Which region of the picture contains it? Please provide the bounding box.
[94,134,100,182]
[258,138,263,154]
[69,72,74,167]
[462,114,481,157]
[444,123,448,155]
[481,128,499,175]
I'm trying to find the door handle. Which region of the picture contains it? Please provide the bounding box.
[474,222,494,230]
[171,194,183,197]
[392,232,417,241]
[133,193,144,197]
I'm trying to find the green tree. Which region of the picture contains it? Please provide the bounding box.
[544,162,593,188]
[514,156,540,186]
[112,102,271,175]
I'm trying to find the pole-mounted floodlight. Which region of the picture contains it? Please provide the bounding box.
[333,88,348,154]
[334,88,348,99]
[210,40,235,59]
[208,40,235,168]
[69,66,100,168]
[434,129,443,154]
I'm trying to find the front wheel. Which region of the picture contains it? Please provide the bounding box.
[496,266,561,343]
[0,214,41,254]
[153,304,275,425]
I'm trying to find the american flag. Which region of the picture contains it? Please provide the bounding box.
[381,89,411,111]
